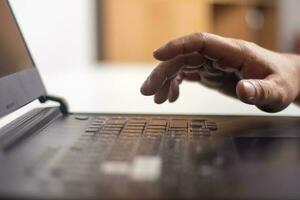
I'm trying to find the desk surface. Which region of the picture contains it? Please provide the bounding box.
[41,63,300,116]
[1,63,300,128]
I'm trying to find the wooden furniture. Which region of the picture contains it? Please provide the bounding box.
[98,0,278,62]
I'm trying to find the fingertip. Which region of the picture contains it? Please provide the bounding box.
[168,95,178,103]
[153,42,168,60]
[140,75,162,96]
[153,50,160,60]
[153,50,168,61]
[140,86,149,96]
[140,80,153,96]
[168,79,180,103]
[236,80,256,104]
[153,45,174,61]
[168,92,178,103]
[154,95,167,104]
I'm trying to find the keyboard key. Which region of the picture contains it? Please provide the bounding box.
[88,125,102,129]
[128,126,145,131]
[169,120,187,128]
[205,121,218,131]
[122,129,142,133]
[94,119,106,123]
[91,122,104,126]
[126,122,146,127]
[107,120,126,125]
[103,124,123,128]
[127,121,146,124]
[100,130,120,135]
[145,130,166,134]
[147,125,166,130]
[191,121,206,128]
[168,128,188,132]
[148,120,167,126]
[102,127,122,131]
[85,128,99,133]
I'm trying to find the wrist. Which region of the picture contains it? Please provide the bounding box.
[289,54,300,104]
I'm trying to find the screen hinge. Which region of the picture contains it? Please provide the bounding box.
[39,95,69,115]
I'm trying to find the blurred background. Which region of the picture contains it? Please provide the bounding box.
[10,0,300,67]
[7,0,300,115]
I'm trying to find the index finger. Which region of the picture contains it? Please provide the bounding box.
[153,32,245,70]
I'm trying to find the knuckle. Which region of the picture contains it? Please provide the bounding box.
[239,41,257,57]
[243,41,259,50]
[234,40,247,56]
[193,32,207,50]
[193,32,205,40]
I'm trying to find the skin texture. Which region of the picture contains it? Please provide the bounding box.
[140,32,300,113]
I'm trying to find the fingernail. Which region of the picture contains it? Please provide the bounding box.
[243,81,256,102]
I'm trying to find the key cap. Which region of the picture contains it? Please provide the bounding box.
[205,121,218,131]
[147,125,166,130]
[88,125,102,129]
[102,127,122,131]
[104,124,123,128]
[148,120,167,126]
[122,129,143,133]
[85,128,99,133]
[191,121,206,128]
[123,126,144,130]
[107,120,126,125]
[169,120,188,128]
[91,122,104,126]
[100,130,120,135]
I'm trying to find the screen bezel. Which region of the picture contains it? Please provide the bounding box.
[0,0,46,118]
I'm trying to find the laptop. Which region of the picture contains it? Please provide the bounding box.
[1,0,300,199]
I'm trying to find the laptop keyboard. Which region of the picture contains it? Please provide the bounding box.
[50,116,218,182]
[84,116,217,139]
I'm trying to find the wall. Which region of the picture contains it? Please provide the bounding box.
[9,0,97,76]
[278,0,300,52]
[8,0,300,69]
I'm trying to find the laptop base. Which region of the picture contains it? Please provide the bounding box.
[1,107,300,199]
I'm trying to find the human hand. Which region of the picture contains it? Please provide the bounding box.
[140,32,300,112]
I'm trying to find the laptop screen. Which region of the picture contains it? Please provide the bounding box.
[0,0,34,77]
[0,0,46,117]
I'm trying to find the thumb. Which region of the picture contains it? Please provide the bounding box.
[236,79,288,112]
